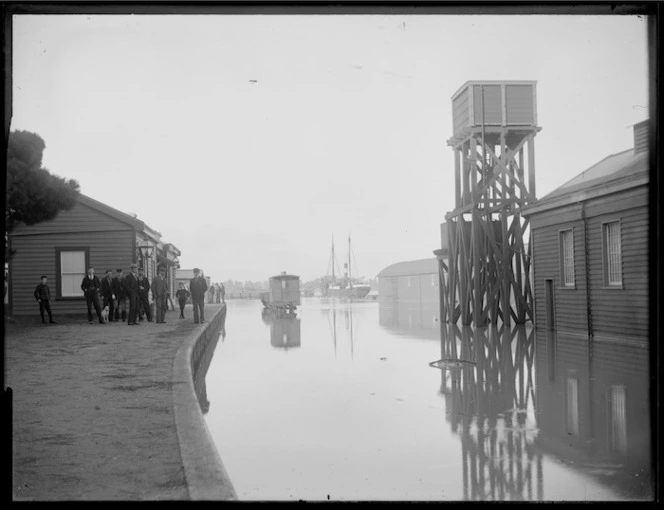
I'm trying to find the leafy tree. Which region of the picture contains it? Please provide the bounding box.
[6,130,80,233]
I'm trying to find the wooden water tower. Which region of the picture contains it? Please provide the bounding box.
[439,81,540,327]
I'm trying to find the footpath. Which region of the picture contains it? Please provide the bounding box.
[4,303,234,501]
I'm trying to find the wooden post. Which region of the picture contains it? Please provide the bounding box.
[501,211,511,327]
[455,148,461,209]
[527,135,536,200]
[463,141,470,206]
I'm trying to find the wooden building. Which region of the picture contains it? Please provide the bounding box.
[267,273,300,310]
[378,258,440,329]
[521,120,649,341]
[7,193,180,317]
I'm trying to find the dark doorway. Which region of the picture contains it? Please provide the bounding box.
[545,279,554,330]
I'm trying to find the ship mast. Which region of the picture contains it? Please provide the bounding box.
[348,233,353,290]
[331,235,335,284]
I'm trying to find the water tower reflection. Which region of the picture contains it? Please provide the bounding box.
[437,323,541,501]
[262,308,301,350]
[436,322,653,501]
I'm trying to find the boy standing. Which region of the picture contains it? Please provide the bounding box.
[175,282,190,319]
[34,275,56,324]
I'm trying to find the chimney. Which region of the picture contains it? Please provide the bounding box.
[633,119,648,155]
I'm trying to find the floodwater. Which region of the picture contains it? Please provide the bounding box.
[202,297,653,501]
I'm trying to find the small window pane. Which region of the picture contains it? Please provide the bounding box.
[62,274,84,297]
[561,230,574,286]
[61,251,85,274]
[605,222,622,285]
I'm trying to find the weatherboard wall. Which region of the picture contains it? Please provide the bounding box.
[9,200,137,316]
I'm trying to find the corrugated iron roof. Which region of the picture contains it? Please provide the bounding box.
[547,148,647,199]
[377,258,438,278]
[522,147,648,216]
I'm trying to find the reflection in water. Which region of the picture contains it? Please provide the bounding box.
[262,308,301,350]
[326,297,359,359]
[436,322,653,501]
[534,331,652,499]
[437,323,541,501]
[378,297,439,340]
[204,299,652,501]
[193,330,223,415]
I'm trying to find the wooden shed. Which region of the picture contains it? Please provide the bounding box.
[7,193,180,317]
[267,273,301,309]
[521,120,649,341]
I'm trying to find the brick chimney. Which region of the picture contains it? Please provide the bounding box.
[633,119,648,155]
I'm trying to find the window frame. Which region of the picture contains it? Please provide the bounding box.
[602,219,623,289]
[55,247,90,300]
[559,228,575,288]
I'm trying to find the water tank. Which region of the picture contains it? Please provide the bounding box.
[451,81,537,137]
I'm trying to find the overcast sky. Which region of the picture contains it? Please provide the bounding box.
[11,14,649,283]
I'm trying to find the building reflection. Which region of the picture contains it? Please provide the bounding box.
[437,322,653,501]
[378,298,440,340]
[262,308,301,350]
[534,330,652,499]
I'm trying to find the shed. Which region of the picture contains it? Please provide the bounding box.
[521,120,649,341]
[7,193,180,317]
[377,258,440,324]
[268,273,301,308]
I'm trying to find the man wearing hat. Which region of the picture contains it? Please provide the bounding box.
[152,265,169,323]
[189,268,208,324]
[137,267,152,322]
[124,263,140,325]
[112,269,127,322]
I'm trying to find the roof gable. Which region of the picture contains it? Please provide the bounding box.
[378,258,438,278]
[522,148,648,216]
[11,193,144,235]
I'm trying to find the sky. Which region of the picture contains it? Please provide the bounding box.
[11,14,649,283]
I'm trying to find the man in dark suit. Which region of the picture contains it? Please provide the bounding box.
[81,267,105,324]
[34,275,56,324]
[151,266,169,323]
[189,267,208,324]
[112,269,127,321]
[124,263,140,325]
[100,269,116,322]
[137,267,152,322]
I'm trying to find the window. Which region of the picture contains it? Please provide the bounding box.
[407,276,411,288]
[560,229,575,286]
[431,274,437,287]
[57,249,87,298]
[281,280,286,290]
[607,385,627,455]
[603,221,622,286]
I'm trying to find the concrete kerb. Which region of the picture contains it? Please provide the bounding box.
[171,306,237,500]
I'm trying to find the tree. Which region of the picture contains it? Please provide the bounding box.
[6,130,80,234]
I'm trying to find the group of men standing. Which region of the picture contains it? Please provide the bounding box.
[81,263,171,325]
[34,265,214,325]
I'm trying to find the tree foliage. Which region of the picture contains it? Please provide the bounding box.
[6,130,80,232]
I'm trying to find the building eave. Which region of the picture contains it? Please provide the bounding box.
[521,175,649,217]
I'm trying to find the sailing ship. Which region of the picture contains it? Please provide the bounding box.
[323,235,371,300]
